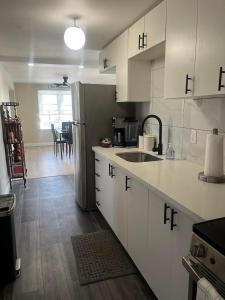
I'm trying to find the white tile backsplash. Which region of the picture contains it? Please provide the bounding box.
[151,98,184,127]
[151,67,164,98]
[183,98,225,131]
[136,57,225,167]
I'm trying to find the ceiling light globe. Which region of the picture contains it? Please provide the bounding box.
[64,26,86,50]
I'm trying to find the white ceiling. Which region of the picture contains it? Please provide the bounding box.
[0,0,159,83]
[2,62,116,84]
[0,0,158,64]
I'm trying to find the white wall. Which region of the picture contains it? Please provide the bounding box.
[0,63,14,194]
[15,83,53,145]
[137,57,225,166]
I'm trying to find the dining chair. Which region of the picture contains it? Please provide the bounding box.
[62,122,70,140]
[50,124,67,159]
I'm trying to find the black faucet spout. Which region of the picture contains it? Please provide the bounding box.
[141,114,163,155]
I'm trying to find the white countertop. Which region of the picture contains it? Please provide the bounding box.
[92,146,225,222]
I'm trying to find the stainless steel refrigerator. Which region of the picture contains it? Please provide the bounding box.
[72,82,134,210]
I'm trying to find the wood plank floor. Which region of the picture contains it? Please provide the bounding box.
[0,175,156,300]
[25,146,74,179]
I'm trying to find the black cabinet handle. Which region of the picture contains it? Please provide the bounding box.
[115,90,118,101]
[142,33,147,48]
[95,173,100,177]
[96,200,100,207]
[109,164,112,177]
[95,158,100,162]
[103,58,108,69]
[95,187,101,192]
[164,203,170,224]
[185,74,192,94]
[218,66,225,91]
[170,208,178,231]
[138,34,141,50]
[138,34,143,50]
[125,176,131,191]
[111,166,115,178]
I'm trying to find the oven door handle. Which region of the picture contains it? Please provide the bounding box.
[182,255,201,282]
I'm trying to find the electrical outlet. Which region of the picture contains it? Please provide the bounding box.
[190,130,197,144]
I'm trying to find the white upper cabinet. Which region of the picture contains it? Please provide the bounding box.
[115,31,129,102]
[99,38,117,73]
[144,1,166,50]
[128,17,145,59]
[194,0,225,98]
[116,30,151,102]
[128,1,166,59]
[164,0,197,99]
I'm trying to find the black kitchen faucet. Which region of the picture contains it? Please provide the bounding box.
[141,114,163,155]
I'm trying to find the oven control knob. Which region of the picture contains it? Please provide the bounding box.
[191,244,206,258]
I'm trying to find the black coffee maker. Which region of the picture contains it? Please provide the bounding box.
[112,117,139,147]
[112,117,125,147]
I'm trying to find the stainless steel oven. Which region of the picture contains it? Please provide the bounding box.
[182,218,225,300]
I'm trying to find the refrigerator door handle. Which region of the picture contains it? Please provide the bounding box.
[72,121,85,126]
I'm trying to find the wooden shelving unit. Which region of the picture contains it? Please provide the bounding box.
[0,102,27,188]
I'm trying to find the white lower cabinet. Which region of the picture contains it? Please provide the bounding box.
[112,167,128,248]
[95,155,114,227]
[146,191,173,299]
[146,189,193,300]
[94,153,195,300]
[126,176,149,274]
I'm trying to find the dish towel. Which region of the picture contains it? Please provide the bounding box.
[197,278,224,300]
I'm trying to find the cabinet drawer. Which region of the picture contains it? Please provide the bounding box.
[94,154,103,174]
[95,186,103,213]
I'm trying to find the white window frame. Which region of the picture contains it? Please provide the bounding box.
[38,90,73,130]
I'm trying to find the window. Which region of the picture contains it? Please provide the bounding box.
[38,90,73,129]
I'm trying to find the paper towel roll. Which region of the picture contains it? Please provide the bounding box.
[144,135,155,151]
[138,136,144,149]
[203,130,224,177]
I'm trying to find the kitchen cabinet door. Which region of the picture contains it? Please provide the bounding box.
[112,167,128,249]
[128,17,145,59]
[115,31,129,102]
[99,39,117,73]
[95,155,114,227]
[147,189,195,300]
[116,30,151,102]
[147,190,173,300]
[144,1,166,50]
[164,0,197,99]
[170,208,193,300]
[194,0,225,98]
[127,176,149,274]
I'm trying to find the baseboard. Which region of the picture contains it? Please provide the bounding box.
[25,142,54,147]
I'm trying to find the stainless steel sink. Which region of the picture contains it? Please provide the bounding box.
[116,152,162,162]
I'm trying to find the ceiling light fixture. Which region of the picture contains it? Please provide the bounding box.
[64,18,85,51]
[28,62,34,67]
[79,65,84,69]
